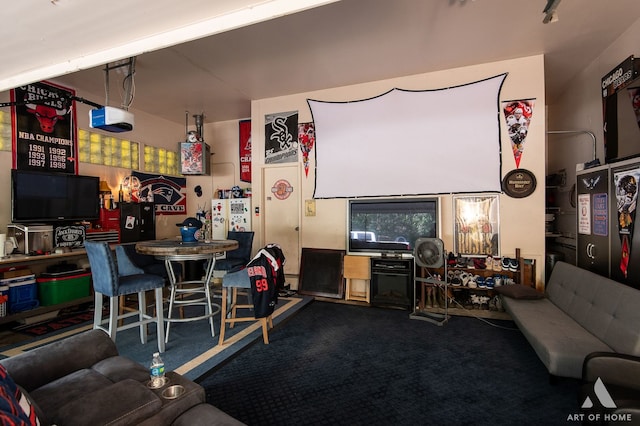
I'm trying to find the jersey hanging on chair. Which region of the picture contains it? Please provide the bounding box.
[246,244,286,318]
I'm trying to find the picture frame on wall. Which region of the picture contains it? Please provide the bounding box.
[453,195,499,256]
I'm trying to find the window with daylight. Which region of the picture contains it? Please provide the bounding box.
[77,129,140,169]
[144,145,178,176]
[0,111,11,151]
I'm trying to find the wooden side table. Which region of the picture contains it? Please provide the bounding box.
[344,255,371,303]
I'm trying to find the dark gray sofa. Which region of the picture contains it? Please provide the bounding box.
[500,261,640,379]
[0,329,244,426]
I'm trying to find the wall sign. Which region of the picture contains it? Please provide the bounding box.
[11,81,78,174]
[502,169,537,198]
[271,179,293,200]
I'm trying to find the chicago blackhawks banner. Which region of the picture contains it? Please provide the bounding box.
[298,122,315,177]
[239,119,251,182]
[502,99,535,168]
[614,167,640,278]
[11,81,78,174]
[131,171,187,215]
[265,111,298,164]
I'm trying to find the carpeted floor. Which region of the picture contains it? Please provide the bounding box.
[201,301,581,426]
[0,295,313,382]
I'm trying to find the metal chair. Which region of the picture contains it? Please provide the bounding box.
[85,241,166,353]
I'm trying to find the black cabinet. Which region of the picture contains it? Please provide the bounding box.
[370,257,413,310]
[120,202,156,243]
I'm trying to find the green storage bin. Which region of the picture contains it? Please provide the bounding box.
[37,272,91,306]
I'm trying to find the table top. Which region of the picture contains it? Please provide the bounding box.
[135,239,238,256]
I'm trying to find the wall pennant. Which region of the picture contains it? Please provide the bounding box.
[298,122,315,177]
[265,111,298,164]
[613,167,640,278]
[239,119,252,182]
[502,99,535,168]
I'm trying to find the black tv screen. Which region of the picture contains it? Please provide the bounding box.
[11,170,100,223]
[348,198,439,254]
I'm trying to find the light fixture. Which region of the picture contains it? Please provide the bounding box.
[543,0,561,24]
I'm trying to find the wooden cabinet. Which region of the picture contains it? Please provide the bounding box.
[343,255,370,303]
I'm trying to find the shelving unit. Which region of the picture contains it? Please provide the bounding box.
[414,248,533,320]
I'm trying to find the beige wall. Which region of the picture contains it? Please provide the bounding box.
[249,55,547,288]
[0,56,547,288]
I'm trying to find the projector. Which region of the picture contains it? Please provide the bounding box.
[89,106,134,132]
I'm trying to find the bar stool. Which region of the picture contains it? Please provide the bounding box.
[85,241,165,353]
[218,268,272,346]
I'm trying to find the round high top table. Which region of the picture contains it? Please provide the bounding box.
[136,239,238,343]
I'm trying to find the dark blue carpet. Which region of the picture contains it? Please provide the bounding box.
[201,301,581,425]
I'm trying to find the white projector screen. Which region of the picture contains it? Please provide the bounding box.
[308,74,507,198]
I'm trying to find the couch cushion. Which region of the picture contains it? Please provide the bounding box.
[495,284,544,299]
[52,379,161,426]
[502,296,612,378]
[30,368,112,420]
[91,356,149,383]
[546,262,640,356]
[0,365,40,426]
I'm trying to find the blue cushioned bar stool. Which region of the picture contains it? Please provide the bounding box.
[85,241,166,353]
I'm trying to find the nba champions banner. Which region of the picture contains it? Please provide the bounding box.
[502,99,535,168]
[11,81,78,174]
[131,171,186,215]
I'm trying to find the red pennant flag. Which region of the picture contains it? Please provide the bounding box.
[620,235,630,278]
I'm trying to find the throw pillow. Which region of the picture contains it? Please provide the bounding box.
[495,284,544,300]
[0,365,40,426]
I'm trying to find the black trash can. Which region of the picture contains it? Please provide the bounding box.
[545,251,564,283]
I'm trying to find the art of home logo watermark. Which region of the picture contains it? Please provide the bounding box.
[566,377,633,423]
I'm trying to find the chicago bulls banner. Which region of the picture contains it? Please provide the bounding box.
[131,171,187,215]
[11,81,78,174]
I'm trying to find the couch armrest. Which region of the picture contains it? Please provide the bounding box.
[0,329,118,392]
[583,352,640,390]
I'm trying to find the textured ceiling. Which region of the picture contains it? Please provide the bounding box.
[4,0,640,124]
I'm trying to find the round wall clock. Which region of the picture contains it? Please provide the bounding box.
[502,169,537,198]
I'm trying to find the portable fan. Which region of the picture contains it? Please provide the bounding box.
[414,238,445,268]
[410,237,449,326]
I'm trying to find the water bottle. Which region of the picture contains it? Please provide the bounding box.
[150,352,165,387]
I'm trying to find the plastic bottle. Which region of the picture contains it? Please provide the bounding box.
[150,352,165,387]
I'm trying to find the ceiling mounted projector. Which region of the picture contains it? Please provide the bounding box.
[89,106,134,133]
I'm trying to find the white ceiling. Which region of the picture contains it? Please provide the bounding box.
[4,0,640,125]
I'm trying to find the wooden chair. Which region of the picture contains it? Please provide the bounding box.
[218,268,272,346]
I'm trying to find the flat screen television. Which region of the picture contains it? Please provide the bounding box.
[11,169,100,223]
[348,198,439,255]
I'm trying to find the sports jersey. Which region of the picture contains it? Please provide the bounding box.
[246,244,286,318]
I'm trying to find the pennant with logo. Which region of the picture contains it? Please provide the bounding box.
[265,111,298,164]
[239,119,251,182]
[502,99,535,168]
[298,122,315,177]
[131,171,187,215]
[614,167,640,278]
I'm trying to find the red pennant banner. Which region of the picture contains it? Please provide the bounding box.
[502,99,535,168]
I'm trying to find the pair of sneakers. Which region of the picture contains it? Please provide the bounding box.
[485,256,502,271]
[500,257,519,272]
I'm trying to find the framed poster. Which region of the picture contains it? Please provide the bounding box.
[11,81,78,174]
[453,195,499,256]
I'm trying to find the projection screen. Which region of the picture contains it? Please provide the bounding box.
[308,74,507,198]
